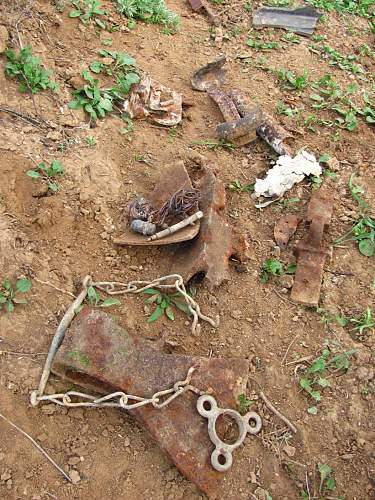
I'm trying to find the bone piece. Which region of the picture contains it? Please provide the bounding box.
[52,308,250,498]
[290,186,334,306]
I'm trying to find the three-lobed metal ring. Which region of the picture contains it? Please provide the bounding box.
[197,395,262,472]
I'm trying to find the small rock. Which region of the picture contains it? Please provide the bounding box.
[37,433,48,442]
[124,437,130,447]
[69,469,81,484]
[0,25,9,54]
[326,157,340,172]
[68,456,81,466]
[1,472,11,481]
[68,75,86,89]
[341,453,354,460]
[283,444,296,457]
[279,274,294,289]
[102,429,109,437]
[272,245,281,258]
[356,366,374,382]
[41,405,56,415]
[231,310,243,320]
[165,468,178,482]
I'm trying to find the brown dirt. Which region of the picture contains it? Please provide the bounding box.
[0,1,374,499]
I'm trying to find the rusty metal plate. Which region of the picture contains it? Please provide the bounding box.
[169,166,232,288]
[191,57,227,91]
[252,6,323,36]
[52,308,249,498]
[291,186,334,306]
[114,162,200,246]
[274,214,301,250]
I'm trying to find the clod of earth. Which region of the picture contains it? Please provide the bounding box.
[291,184,334,306]
[123,74,182,127]
[169,163,250,289]
[114,162,201,246]
[274,214,301,250]
[252,6,323,37]
[187,0,221,27]
[52,308,250,498]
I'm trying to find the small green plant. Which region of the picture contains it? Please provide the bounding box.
[281,32,301,44]
[276,68,309,91]
[5,46,58,94]
[306,0,374,18]
[237,394,254,414]
[276,100,302,118]
[193,139,235,151]
[0,278,32,313]
[265,0,292,5]
[260,259,296,283]
[247,37,279,51]
[334,174,374,256]
[86,135,97,146]
[227,179,254,193]
[350,307,374,338]
[299,347,356,403]
[27,160,65,193]
[86,285,121,307]
[310,43,365,75]
[318,463,336,494]
[143,288,192,323]
[69,0,107,28]
[114,0,180,27]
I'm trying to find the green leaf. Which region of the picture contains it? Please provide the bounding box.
[90,61,103,74]
[16,278,32,293]
[319,153,331,163]
[7,300,14,313]
[310,390,321,401]
[173,301,191,315]
[285,263,296,274]
[69,9,82,17]
[307,406,318,414]
[165,306,175,321]
[326,477,336,491]
[99,98,113,112]
[3,279,11,290]
[299,378,311,390]
[147,305,163,323]
[318,463,332,489]
[142,288,160,295]
[95,18,106,29]
[0,294,7,304]
[100,297,121,307]
[68,99,83,110]
[49,160,64,175]
[47,182,59,192]
[87,285,100,305]
[27,170,41,178]
[335,315,348,327]
[359,239,374,256]
[317,378,330,388]
[145,294,160,304]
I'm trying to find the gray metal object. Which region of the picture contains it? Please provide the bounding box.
[197,395,262,472]
[130,219,157,236]
[252,6,323,36]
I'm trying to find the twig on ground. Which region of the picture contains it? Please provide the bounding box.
[305,470,311,499]
[325,269,354,276]
[281,334,299,366]
[0,411,72,483]
[285,355,313,366]
[273,289,299,306]
[248,377,298,434]
[0,350,46,356]
[0,106,44,128]
[33,276,76,298]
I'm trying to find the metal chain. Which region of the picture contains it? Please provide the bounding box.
[31,275,216,409]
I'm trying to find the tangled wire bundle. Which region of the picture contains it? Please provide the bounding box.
[127,188,200,227]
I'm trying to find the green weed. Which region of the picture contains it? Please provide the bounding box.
[281,32,301,44]
[277,68,309,91]
[306,0,374,18]
[237,394,254,414]
[69,0,107,28]
[349,307,374,339]
[260,259,296,283]
[86,135,97,146]
[27,160,64,193]
[114,0,180,27]
[193,139,236,151]
[334,174,374,256]
[310,43,365,75]
[227,179,254,193]
[299,347,356,403]
[0,278,32,313]
[142,288,192,323]
[86,285,121,307]
[247,37,279,51]
[276,101,303,118]
[318,463,336,494]
[5,46,58,94]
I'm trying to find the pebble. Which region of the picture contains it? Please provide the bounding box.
[356,366,374,382]
[124,437,130,447]
[37,433,48,442]
[69,469,81,484]
[1,472,11,481]
[231,310,243,320]
[283,444,296,457]
[279,275,294,289]
[68,456,81,466]
[165,468,178,482]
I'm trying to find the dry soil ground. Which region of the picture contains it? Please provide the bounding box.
[0,0,374,499]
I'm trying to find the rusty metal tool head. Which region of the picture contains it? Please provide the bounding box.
[51,308,250,498]
[187,0,221,26]
[290,185,334,306]
[191,56,227,91]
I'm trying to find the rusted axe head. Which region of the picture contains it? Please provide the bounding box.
[191,56,227,91]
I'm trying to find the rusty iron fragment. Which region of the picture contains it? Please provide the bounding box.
[52,308,249,498]
[228,89,293,155]
[274,214,301,250]
[291,186,334,306]
[191,56,227,91]
[114,162,201,246]
[216,108,263,141]
[208,87,240,123]
[169,165,250,288]
[252,6,323,36]
[123,74,182,126]
[187,0,221,26]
